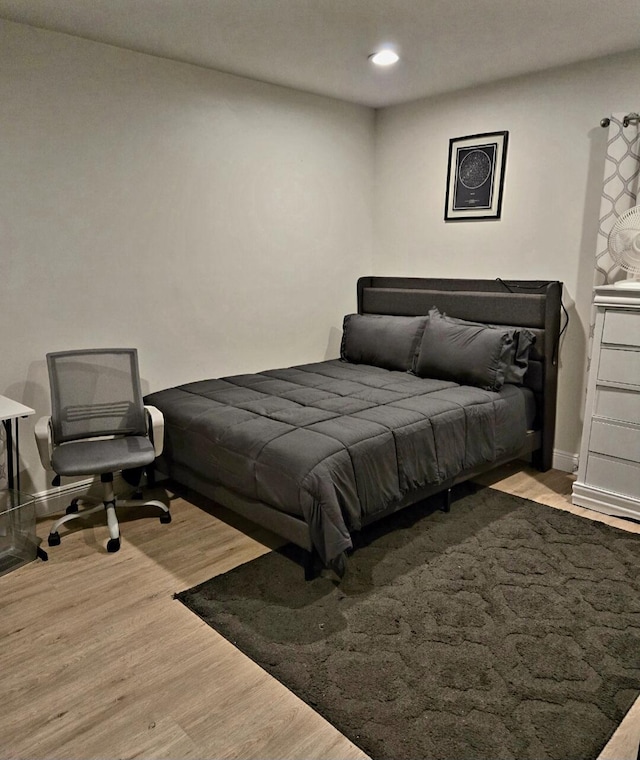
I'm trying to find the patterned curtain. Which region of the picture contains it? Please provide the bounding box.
[594,113,640,286]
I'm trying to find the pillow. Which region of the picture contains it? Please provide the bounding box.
[503,328,536,384]
[341,313,428,372]
[425,307,536,385]
[413,308,516,390]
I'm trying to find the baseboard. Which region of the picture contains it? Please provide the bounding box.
[552,449,579,473]
[33,474,127,517]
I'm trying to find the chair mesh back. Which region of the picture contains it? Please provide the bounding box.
[47,349,147,444]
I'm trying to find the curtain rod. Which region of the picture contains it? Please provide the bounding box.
[600,112,640,128]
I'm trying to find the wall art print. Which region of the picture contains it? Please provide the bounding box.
[445,131,509,221]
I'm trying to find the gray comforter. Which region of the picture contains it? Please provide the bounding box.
[146,360,529,567]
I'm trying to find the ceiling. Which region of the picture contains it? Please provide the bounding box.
[1,0,639,108]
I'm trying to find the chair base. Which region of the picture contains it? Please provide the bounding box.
[48,479,170,552]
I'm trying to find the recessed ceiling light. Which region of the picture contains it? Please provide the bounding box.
[369,49,399,67]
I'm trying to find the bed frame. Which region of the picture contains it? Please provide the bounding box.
[163,276,563,561]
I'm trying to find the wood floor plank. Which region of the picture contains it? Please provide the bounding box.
[0,468,638,759]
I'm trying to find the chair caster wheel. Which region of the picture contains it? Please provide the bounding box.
[66,500,79,515]
[106,537,120,553]
[159,512,172,524]
[48,532,61,547]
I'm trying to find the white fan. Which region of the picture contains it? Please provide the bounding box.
[609,205,640,289]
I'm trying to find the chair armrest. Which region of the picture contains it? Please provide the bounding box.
[34,416,53,470]
[144,405,164,457]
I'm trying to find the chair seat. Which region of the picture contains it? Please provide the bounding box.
[51,436,156,476]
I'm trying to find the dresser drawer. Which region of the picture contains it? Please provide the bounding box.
[589,419,640,463]
[598,347,640,386]
[585,454,640,498]
[594,386,640,425]
[603,310,640,347]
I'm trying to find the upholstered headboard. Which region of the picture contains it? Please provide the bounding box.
[356,276,563,471]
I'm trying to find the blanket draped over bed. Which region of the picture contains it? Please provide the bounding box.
[147,360,529,568]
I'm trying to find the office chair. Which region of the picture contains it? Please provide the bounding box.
[35,348,170,553]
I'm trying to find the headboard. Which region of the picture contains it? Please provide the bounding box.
[357,276,563,471]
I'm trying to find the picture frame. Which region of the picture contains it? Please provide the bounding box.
[444,131,509,221]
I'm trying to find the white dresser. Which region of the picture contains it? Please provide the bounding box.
[572,286,640,520]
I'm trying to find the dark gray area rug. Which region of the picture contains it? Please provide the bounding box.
[176,487,640,760]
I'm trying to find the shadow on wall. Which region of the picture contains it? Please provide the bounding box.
[563,126,607,451]
[571,125,610,432]
[555,289,586,457]
[324,326,343,361]
[577,127,608,304]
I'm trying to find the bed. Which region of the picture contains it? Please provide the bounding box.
[146,276,563,575]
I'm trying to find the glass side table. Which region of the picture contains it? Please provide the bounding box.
[0,490,46,576]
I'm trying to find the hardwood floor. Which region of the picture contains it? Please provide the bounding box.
[1,465,638,759]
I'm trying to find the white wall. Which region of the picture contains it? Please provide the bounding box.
[3,17,638,497]
[0,21,375,495]
[373,50,640,461]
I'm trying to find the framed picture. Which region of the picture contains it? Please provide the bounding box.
[444,131,509,221]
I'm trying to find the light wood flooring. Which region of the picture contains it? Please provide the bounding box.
[1,464,638,759]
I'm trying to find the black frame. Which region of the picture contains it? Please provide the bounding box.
[445,131,509,221]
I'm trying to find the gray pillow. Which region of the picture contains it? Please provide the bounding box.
[425,307,536,385]
[341,314,428,372]
[413,308,516,390]
[503,328,536,384]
